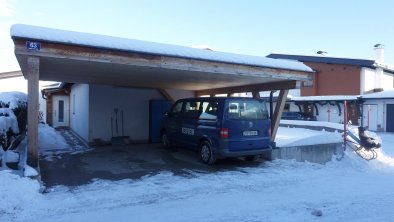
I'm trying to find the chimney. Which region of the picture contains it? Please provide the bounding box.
[374,44,384,62]
[316,50,327,56]
[373,44,384,92]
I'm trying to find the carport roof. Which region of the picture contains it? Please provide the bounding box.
[12,24,312,73]
[11,24,313,92]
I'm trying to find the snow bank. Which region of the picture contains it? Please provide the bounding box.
[276,127,342,147]
[0,170,42,218]
[38,124,69,151]
[280,119,345,131]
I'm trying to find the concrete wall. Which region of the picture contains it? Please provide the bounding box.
[263,143,343,164]
[70,84,90,141]
[88,85,164,143]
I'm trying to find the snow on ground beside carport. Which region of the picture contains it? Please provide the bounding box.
[4,147,394,222]
[1,125,394,221]
[38,124,69,152]
[276,126,342,147]
[280,119,345,130]
[0,170,42,219]
[38,124,72,161]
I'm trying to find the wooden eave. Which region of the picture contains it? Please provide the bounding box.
[13,38,313,93]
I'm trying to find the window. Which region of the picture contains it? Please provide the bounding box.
[228,100,268,120]
[58,100,64,122]
[199,101,218,120]
[72,94,75,114]
[170,101,183,117]
[183,101,201,119]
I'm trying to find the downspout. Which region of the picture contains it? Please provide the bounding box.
[357,97,365,127]
[313,102,319,116]
[336,101,342,116]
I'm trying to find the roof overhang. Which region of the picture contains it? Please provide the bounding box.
[0,70,23,79]
[12,25,314,94]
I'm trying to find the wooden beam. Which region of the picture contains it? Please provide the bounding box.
[271,89,289,141]
[158,89,175,104]
[0,70,23,79]
[13,39,312,84]
[196,80,296,97]
[25,56,40,168]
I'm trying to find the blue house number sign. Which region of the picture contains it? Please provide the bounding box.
[26,41,41,51]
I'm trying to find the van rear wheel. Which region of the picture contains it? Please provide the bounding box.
[199,141,216,165]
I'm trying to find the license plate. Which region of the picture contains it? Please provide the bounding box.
[243,130,258,136]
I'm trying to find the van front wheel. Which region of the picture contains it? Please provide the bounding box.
[199,141,216,165]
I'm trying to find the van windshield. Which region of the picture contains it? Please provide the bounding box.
[227,100,268,120]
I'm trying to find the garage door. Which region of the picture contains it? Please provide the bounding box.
[386,104,394,132]
[149,100,172,143]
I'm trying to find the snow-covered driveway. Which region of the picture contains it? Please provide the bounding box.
[2,139,394,222]
[1,123,394,222]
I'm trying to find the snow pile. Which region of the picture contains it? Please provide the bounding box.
[280,119,346,131]
[276,127,342,147]
[0,170,42,219]
[0,91,27,109]
[38,124,69,152]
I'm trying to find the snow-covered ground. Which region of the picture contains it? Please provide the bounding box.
[1,124,394,221]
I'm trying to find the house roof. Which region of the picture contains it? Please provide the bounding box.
[11,24,313,94]
[267,53,394,75]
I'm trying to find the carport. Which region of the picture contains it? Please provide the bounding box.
[11,24,313,170]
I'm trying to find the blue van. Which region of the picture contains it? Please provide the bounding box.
[160,97,271,164]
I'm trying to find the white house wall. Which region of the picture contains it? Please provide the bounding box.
[361,67,394,93]
[382,72,394,90]
[39,94,46,123]
[88,85,164,143]
[70,84,90,141]
[361,68,376,94]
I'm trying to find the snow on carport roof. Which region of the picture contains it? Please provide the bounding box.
[10,24,312,73]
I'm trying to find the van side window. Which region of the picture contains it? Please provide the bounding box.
[170,101,183,117]
[199,101,218,120]
[183,101,201,119]
[228,100,268,120]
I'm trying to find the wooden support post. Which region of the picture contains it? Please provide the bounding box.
[252,91,260,99]
[271,89,288,141]
[26,56,40,168]
[158,89,175,104]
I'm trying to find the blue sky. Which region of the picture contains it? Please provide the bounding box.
[1,0,394,73]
